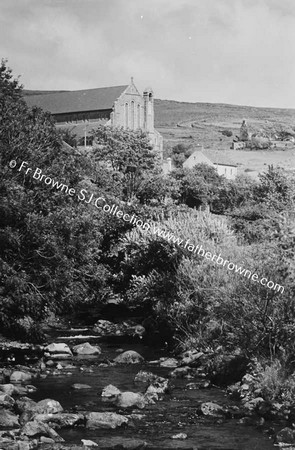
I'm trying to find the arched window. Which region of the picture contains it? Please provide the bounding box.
[125,103,129,129]
[137,104,141,129]
[131,101,135,130]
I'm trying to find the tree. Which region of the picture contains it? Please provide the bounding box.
[171,164,223,209]
[91,125,160,201]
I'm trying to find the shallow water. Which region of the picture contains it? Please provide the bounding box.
[28,332,276,449]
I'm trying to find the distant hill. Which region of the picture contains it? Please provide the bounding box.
[154,98,295,150]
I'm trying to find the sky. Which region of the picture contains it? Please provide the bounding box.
[0,0,295,108]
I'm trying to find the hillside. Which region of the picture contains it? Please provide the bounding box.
[154,99,295,177]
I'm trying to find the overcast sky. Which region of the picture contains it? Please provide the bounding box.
[1,0,295,108]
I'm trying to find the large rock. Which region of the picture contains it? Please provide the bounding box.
[134,371,158,384]
[199,402,225,417]
[276,427,295,445]
[0,394,15,408]
[208,353,249,385]
[243,397,265,415]
[101,384,121,402]
[159,357,178,368]
[114,350,144,364]
[21,420,64,441]
[72,342,101,355]
[9,371,32,383]
[33,412,84,428]
[93,320,117,335]
[116,392,146,409]
[181,351,204,367]
[0,384,18,396]
[45,343,72,355]
[0,409,19,427]
[19,398,63,425]
[86,412,128,429]
[16,397,37,414]
[145,378,169,395]
[34,398,63,414]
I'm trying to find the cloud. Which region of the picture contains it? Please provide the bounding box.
[0,0,294,107]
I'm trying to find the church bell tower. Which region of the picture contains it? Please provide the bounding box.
[143,87,154,133]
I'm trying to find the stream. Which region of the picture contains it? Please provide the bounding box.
[16,327,278,450]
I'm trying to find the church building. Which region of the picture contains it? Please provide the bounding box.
[24,78,163,157]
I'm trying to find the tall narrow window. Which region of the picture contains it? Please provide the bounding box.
[137,104,140,129]
[131,101,135,130]
[125,103,129,129]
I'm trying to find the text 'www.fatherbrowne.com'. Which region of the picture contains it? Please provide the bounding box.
[11,160,284,294]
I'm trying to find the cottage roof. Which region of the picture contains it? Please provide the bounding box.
[203,150,237,167]
[24,85,129,114]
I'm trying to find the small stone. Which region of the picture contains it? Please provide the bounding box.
[200,402,225,417]
[45,343,72,355]
[71,383,92,390]
[171,433,188,440]
[81,439,98,447]
[101,384,121,401]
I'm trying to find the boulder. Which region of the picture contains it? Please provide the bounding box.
[276,427,295,445]
[159,357,178,368]
[34,398,63,414]
[21,420,64,441]
[86,411,128,429]
[93,320,117,335]
[134,371,157,384]
[71,383,92,390]
[9,371,32,383]
[116,392,146,409]
[45,343,72,355]
[169,367,191,378]
[181,351,204,367]
[101,384,121,402]
[0,409,19,427]
[0,384,18,396]
[0,394,15,408]
[145,379,169,395]
[72,342,101,355]
[114,350,144,364]
[208,353,249,385]
[33,412,84,428]
[15,397,37,414]
[199,402,225,417]
[243,397,265,415]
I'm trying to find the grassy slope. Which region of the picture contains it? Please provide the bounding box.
[154,99,295,176]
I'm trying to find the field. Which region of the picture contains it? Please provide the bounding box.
[154,99,295,176]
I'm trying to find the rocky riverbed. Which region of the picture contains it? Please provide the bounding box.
[0,321,291,449]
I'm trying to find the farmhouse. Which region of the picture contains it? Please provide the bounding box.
[24,78,163,157]
[183,150,238,180]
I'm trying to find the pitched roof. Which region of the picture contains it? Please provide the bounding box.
[203,150,237,167]
[24,85,129,114]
